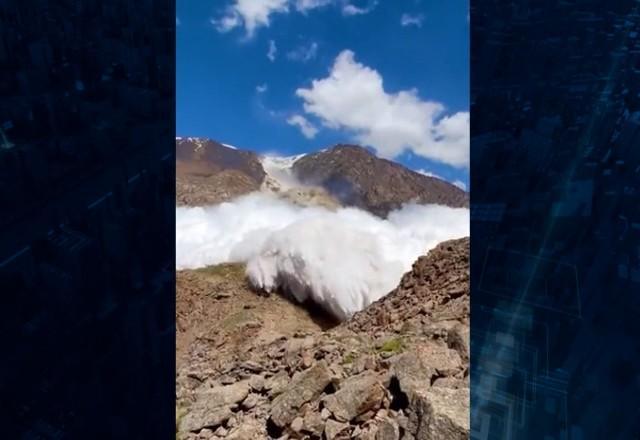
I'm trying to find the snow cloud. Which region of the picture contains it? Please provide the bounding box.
[295,50,469,168]
[287,114,319,138]
[176,193,469,321]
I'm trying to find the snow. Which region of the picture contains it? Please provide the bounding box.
[176,193,469,321]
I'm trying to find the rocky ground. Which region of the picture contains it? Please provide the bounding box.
[176,238,470,440]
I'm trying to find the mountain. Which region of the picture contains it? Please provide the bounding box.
[292,145,468,217]
[175,138,467,216]
[176,238,469,440]
[176,137,265,206]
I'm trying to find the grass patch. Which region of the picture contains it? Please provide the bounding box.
[342,352,357,365]
[195,263,246,279]
[176,406,187,436]
[376,337,405,355]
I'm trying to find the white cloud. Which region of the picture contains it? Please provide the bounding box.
[295,50,469,168]
[295,0,333,13]
[287,42,318,62]
[453,180,467,191]
[212,0,376,35]
[176,193,469,321]
[213,0,289,37]
[401,13,424,27]
[287,114,319,139]
[342,1,377,16]
[256,83,268,93]
[267,40,278,61]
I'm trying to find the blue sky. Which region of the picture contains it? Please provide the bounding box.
[177,0,469,189]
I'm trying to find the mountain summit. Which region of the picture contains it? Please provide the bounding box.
[291,144,468,217]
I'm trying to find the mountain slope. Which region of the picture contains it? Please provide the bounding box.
[176,238,470,440]
[176,137,266,206]
[292,144,468,217]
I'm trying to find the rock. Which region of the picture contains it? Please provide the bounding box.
[324,419,349,440]
[413,387,469,440]
[242,393,260,409]
[249,374,265,392]
[226,418,264,439]
[266,370,290,397]
[321,408,332,420]
[180,381,251,432]
[432,377,466,389]
[415,343,462,377]
[213,427,227,437]
[240,360,263,372]
[303,412,324,435]
[375,417,399,440]
[389,353,434,397]
[269,361,332,428]
[323,372,385,422]
[446,324,470,363]
[290,417,304,432]
[198,428,214,439]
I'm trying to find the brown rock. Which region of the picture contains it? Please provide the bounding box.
[269,361,332,428]
[413,387,470,440]
[180,381,250,432]
[375,417,400,440]
[324,419,349,440]
[323,372,385,422]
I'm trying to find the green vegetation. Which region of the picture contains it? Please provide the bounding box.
[342,352,357,365]
[195,262,246,279]
[376,337,405,355]
[176,406,187,436]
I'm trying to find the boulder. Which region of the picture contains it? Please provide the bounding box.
[269,361,332,427]
[180,381,250,432]
[323,372,385,422]
[413,387,470,440]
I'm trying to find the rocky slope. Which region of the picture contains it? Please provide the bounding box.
[176,238,470,440]
[176,138,266,206]
[176,138,467,216]
[292,145,468,217]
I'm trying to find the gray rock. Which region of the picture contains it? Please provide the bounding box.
[226,418,264,439]
[269,361,332,428]
[375,417,400,440]
[446,324,470,363]
[389,353,434,397]
[323,372,385,422]
[290,417,304,432]
[242,393,260,409]
[324,419,348,440]
[266,370,290,397]
[413,387,469,440]
[180,381,251,432]
[249,374,266,392]
[417,343,463,377]
[303,412,324,435]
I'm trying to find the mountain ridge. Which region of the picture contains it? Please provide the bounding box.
[175,137,468,216]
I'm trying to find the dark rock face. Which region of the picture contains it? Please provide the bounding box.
[176,137,266,206]
[292,145,468,217]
